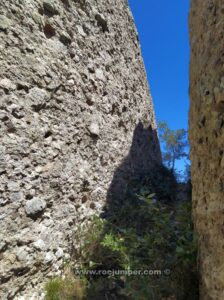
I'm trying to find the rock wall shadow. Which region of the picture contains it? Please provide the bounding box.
[106,121,161,207]
[104,121,176,215]
[84,121,178,300]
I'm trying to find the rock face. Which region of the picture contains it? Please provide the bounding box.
[0,0,161,298]
[189,1,224,299]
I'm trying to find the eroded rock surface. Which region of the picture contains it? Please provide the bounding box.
[0,0,160,298]
[189,1,224,299]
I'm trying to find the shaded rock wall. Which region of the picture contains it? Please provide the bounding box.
[189,0,224,299]
[0,0,161,298]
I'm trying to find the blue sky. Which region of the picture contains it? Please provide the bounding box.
[128,0,190,130]
[128,0,190,174]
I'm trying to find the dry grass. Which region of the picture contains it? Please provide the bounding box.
[45,268,86,300]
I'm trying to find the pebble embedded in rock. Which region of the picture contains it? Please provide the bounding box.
[7,181,20,192]
[25,198,47,217]
[9,192,23,202]
[95,68,106,82]
[0,240,6,251]
[55,247,64,259]
[33,239,46,251]
[0,15,11,31]
[77,25,86,37]
[88,122,100,136]
[43,0,58,14]
[44,251,55,264]
[16,247,31,262]
[0,78,16,90]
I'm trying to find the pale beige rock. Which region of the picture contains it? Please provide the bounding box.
[0,0,161,298]
[189,0,224,299]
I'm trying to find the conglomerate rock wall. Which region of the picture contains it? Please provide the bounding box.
[0,0,161,298]
[189,1,224,299]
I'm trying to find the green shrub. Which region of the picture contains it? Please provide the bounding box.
[45,275,87,300]
[46,174,198,299]
[76,185,198,300]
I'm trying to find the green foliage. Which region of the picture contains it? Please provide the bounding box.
[158,121,188,173]
[45,274,87,300]
[45,278,62,300]
[73,183,198,300]
[44,172,197,299]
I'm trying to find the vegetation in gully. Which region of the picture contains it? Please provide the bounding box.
[45,139,198,300]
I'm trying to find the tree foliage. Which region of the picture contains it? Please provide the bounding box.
[158,121,188,173]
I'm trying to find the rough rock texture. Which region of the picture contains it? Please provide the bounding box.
[0,0,161,298]
[189,1,224,299]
